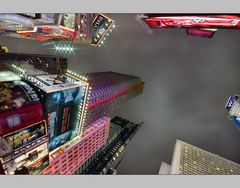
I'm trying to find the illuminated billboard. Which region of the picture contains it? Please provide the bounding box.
[0,80,44,136]
[33,74,80,93]
[0,141,49,174]
[62,14,75,29]
[0,137,13,158]
[140,14,240,38]
[3,121,47,150]
[45,86,86,151]
[92,14,114,45]
[20,73,87,152]
[17,25,75,41]
[28,155,49,174]
[74,13,93,43]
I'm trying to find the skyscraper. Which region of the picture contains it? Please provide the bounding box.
[0,51,144,174]
[159,140,240,175]
[81,71,144,130]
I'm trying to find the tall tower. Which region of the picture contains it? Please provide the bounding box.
[0,51,144,174]
[81,71,144,130]
[159,140,240,175]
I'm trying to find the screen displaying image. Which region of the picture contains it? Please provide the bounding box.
[63,14,75,29]
[2,142,49,174]
[28,155,50,175]
[0,80,41,113]
[48,130,75,151]
[35,74,79,93]
[92,14,113,45]
[3,121,47,150]
[46,86,85,151]
[0,80,44,136]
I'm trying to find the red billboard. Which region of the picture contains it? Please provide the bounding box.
[143,15,240,29]
[17,25,75,41]
[0,80,44,136]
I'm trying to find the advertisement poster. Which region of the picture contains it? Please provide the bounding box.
[28,155,50,174]
[17,25,75,41]
[63,14,75,29]
[92,14,114,45]
[45,86,85,151]
[1,142,49,174]
[74,13,93,43]
[3,121,47,150]
[35,74,80,93]
[0,80,44,136]
[0,137,13,158]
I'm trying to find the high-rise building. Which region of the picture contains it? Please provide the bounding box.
[81,72,144,130]
[0,51,144,174]
[77,116,143,174]
[0,52,68,75]
[0,13,114,45]
[159,140,240,175]
[41,117,110,175]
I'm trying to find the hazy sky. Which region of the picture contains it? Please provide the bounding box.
[1,14,240,174]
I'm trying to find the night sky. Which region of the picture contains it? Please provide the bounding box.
[1,14,240,174]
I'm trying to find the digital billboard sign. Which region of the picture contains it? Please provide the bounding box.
[0,80,44,136]
[28,155,49,174]
[0,80,41,113]
[1,141,49,174]
[92,14,114,45]
[17,25,75,41]
[3,121,47,150]
[63,14,75,29]
[45,86,85,151]
[34,74,80,93]
[74,13,93,43]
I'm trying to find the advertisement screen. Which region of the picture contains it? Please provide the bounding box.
[0,103,44,136]
[28,155,49,175]
[0,80,44,136]
[1,141,49,174]
[63,14,75,29]
[92,14,113,45]
[3,121,47,150]
[35,74,80,93]
[0,80,41,113]
[46,86,85,151]
[18,25,75,41]
[0,137,13,158]
[74,13,93,43]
